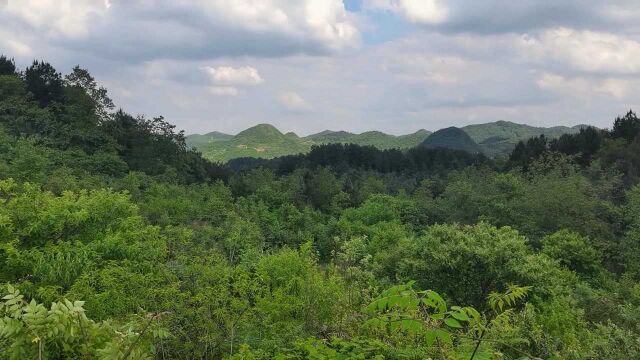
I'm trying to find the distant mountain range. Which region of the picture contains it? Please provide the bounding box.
[186,121,587,162]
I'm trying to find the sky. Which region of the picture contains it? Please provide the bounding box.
[1,0,640,135]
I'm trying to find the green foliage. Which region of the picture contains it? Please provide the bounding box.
[433,165,613,242]
[362,282,533,359]
[363,282,476,342]
[304,167,345,213]
[24,61,65,108]
[397,223,533,307]
[488,285,532,313]
[65,65,114,122]
[0,56,16,76]
[612,110,640,143]
[623,185,640,279]
[0,181,140,247]
[0,285,163,359]
[0,75,54,137]
[542,230,602,277]
[251,246,348,347]
[1,55,640,360]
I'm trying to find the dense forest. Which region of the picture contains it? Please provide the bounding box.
[1,55,640,359]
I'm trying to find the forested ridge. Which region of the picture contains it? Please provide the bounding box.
[186,120,583,162]
[1,55,640,359]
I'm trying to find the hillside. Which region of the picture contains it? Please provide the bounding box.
[192,124,313,162]
[422,127,483,153]
[190,126,433,162]
[462,121,585,156]
[305,130,355,143]
[396,129,434,147]
[188,122,585,162]
[185,131,233,149]
[305,129,432,149]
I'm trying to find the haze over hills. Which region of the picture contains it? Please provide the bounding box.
[187,121,589,162]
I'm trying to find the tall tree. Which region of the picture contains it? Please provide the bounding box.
[65,66,114,122]
[0,55,16,75]
[612,110,640,142]
[508,135,548,169]
[23,60,65,107]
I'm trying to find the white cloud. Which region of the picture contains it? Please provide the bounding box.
[399,0,449,24]
[203,65,263,96]
[385,54,485,85]
[279,92,311,111]
[5,39,32,57]
[597,78,633,99]
[204,66,264,86]
[3,0,638,136]
[363,1,640,36]
[537,72,589,95]
[196,0,358,50]
[222,0,358,49]
[303,0,359,48]
[92,31,637,136]
[520,28,640,75]
[0,0,358,60]
[209,0,359,49]
[365,0,448,24]
[209,86,240,96]
[536,72,633,99]
[2,0,110,38]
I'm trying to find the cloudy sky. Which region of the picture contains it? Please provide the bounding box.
[1,0,639,135]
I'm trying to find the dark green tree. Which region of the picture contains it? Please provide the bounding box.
[612,110,640,142]
[508,135,548,169]
[65,65,114,121]
[23,60,65,107]
[541,230,602,277]
[550,126,604,166]
[304,166,344,212]
[0,55,16,75]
